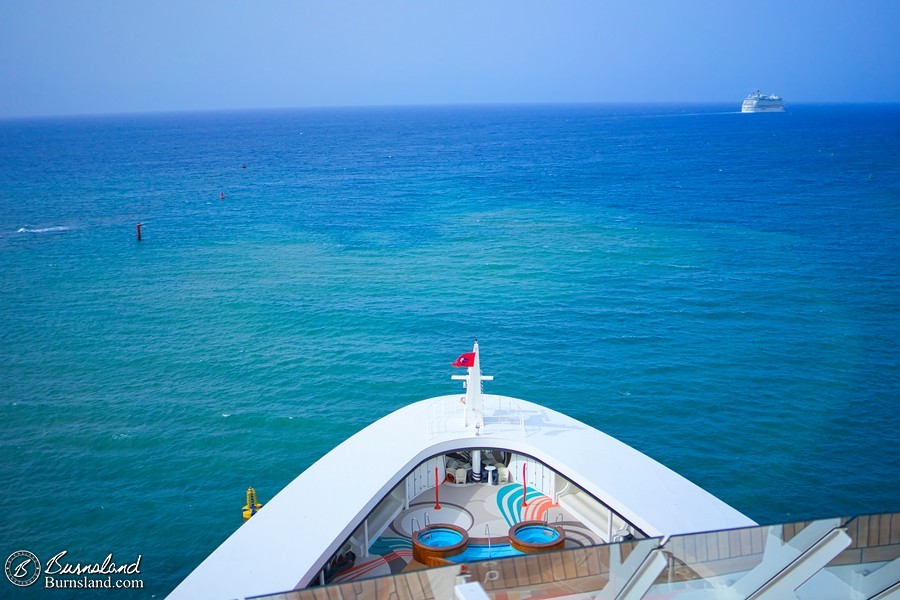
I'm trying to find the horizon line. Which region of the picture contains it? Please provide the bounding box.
[3,99,899,122]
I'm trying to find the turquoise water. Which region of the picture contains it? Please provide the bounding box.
[1,104,898,598]
[418,528,463,547]
[449,544,523,562]
[514,525,560,544]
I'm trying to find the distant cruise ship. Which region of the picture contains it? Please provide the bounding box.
[742,90,785,112]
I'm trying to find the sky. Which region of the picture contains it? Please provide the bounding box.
[1,0,898,118]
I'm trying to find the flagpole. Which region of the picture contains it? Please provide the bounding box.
[522,463,528,507]
[434,467,441,510]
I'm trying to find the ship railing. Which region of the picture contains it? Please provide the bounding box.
[275,513,900,600]
[426,395,526,439]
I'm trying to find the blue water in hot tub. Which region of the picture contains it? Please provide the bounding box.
[515,525,561,544]
[418,528,464,547]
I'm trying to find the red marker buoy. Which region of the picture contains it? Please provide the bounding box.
[136,222,142,241]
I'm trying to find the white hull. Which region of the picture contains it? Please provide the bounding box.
[170,343,754,599]
[742,103,785,113]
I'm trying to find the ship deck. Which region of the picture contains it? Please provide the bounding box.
[330,480,605,584]
[169,393,755,600]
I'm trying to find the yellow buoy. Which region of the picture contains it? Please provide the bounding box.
[242,487,263,520]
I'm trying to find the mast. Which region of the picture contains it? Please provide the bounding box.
[451,340,494,432]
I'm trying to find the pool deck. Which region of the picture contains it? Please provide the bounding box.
[330,479,605,583]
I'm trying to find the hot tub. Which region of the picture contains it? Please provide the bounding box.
[412,524,470,566]
[508,520,566,553]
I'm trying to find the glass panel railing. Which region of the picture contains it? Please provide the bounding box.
[249,514,900,600]
[249,563,460,600]
[796,513,900,600]
[465,537,661,599]
[646,514,900,599]
[648,517,851,598]
[248,538,663,600]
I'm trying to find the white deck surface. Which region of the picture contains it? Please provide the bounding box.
[168,394,755,600]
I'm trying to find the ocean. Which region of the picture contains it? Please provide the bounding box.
[1,103,898,597]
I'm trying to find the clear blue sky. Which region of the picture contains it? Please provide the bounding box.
[1,0,898,118]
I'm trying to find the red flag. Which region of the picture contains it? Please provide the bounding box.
[451,352,476,368]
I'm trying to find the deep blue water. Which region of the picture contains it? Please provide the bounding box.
[1,104,898,597]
